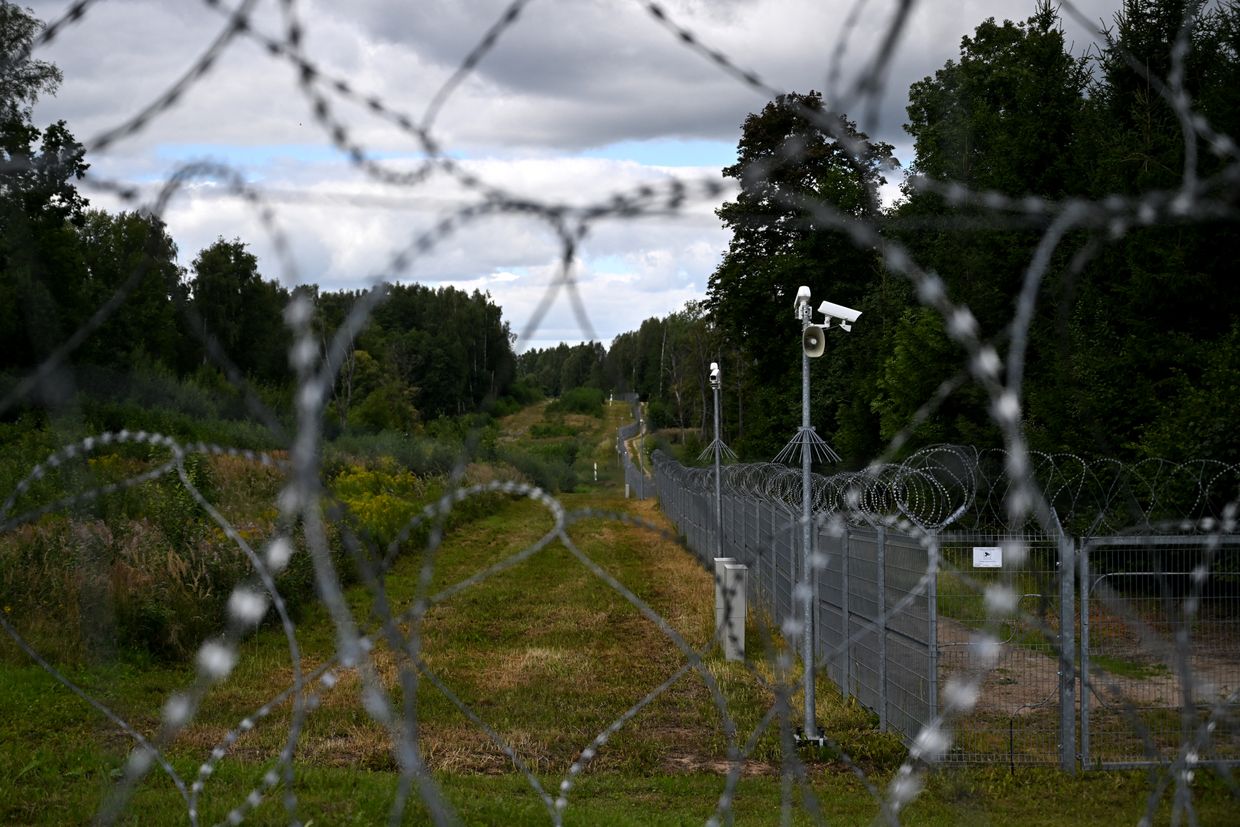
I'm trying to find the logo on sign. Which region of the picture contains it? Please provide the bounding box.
[972,546,1002,568]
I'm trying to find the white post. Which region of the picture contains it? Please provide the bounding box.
[716,557,746,662]
[723,563,747,661]
[639,416,646,500]
[714,556,737,629]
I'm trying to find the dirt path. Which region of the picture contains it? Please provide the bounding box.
[936,617,1061,715]
[937,616,1240,714]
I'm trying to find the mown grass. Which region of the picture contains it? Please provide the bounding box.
[1,401,1236,824]
[3,754,1235,826]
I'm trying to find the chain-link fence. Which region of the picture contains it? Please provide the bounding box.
[653,449,938,749]
[647,440,1240,770]
[1081,536,1240,769]
[935,531,1072,766]
[617,397,650,500]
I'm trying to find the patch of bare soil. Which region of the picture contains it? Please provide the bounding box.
[662,752,777,776]
[938,617,1240,715]
[937,618,1060,715]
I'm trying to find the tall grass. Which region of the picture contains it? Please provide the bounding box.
[546,387,604,417]
[0,452,333,662]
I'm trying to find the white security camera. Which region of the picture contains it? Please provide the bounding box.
[709,361,721,387]
[817,299,861,332]
[794,285,811,319]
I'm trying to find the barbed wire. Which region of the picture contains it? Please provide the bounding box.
[2,0,1239,825]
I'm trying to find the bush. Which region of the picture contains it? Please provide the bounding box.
[488,396,522,418]
[546,387,604,417]
[529,421,577,439]
[645,398,676,430]
[680,430,705,464]
[506,378,543,406]
[331,461,429,548]
[350,383,419,433]
[496,447,577,493]
[327,431,461,477]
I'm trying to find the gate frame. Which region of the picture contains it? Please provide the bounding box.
[1078,534,1240,770]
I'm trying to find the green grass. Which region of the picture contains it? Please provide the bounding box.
[1090,653,1171,680]
[1,400,1236,824]
[2,739,1235,825]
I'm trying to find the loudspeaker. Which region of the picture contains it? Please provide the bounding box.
[802,324,825,358]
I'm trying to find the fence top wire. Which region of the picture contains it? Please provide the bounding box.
[656,445,1240,537]
[2,0,1239,825]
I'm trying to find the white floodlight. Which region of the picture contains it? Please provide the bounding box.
[817,299,861,331]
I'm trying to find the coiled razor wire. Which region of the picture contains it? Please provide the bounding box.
[663,446,1240,537]
[0,0,1238,825]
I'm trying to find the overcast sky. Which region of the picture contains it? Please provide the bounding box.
[26,0,1115,351]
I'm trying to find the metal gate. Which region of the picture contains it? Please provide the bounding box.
[1080,536,1240,769]
[935,532,1076,768]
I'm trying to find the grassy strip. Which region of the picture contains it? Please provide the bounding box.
[2,738,1235,825]
[1,400,1234,823]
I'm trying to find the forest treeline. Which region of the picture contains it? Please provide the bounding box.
[4,1,1238,468]
[589,0,1240,467]
[0,4,519,439]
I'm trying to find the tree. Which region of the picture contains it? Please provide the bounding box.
[188,238,289,384]
[76,210,184,369]
[0,2,62,124]
[885,4,1095,452]
[706,90,895,458]
[0,3,89,369]
[1066,0,1240,458]
[905,3,1090,198]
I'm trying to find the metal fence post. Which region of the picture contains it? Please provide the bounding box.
[1058,535,1077,773]
[927,532,939,723]
[791,511,799,631]
[877,525,888,732]
[841,529,852,698]
[762,499,770,608]
[1079,537,1091,770]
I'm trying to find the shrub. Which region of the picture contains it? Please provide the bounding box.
[529,421,577,439]
[680,429,705,464]
[506,378,543,406]
[327,431,461,478]
[546,387,604,417]
[645,398,676,430]
[496,447,577,493]
[331,461,429,548]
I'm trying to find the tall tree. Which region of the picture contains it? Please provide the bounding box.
[885,3,1092,452]
[188,238,289,384]
[76,210,184,369]
[0,2,90,369]
[1070,0,1240,458]
[707,90,895,458]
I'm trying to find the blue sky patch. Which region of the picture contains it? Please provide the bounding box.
[580,138,737,169]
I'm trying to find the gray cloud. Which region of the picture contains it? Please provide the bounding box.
[23,0,1120,348]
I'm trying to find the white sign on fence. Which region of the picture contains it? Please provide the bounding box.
[972,546,1002,568]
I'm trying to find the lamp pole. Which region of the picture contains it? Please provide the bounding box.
[796,296,816,741]
[710,362,723,560]
[775,287,853,746]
